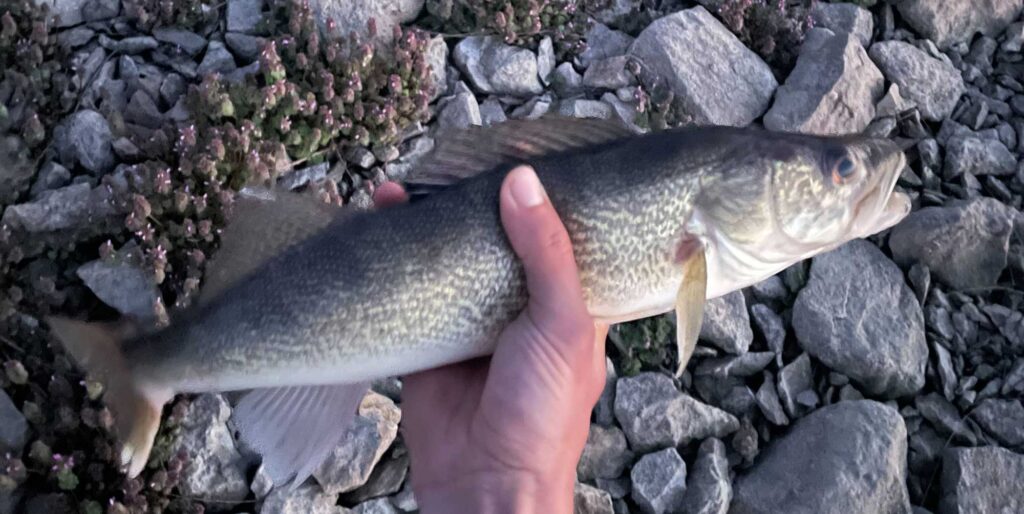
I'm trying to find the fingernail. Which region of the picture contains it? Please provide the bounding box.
[509,167,546,208]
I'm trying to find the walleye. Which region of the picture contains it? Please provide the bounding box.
[47,118,911,486]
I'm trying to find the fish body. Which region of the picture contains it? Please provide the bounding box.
[48,120,911,483]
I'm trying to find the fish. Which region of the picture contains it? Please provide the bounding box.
[45,117,911,486]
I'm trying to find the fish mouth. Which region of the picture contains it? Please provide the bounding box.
[851,139,911,237]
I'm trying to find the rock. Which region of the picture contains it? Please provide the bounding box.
[103,35,159,54]
[695,352,775,378]
[681,438,731,514]
[160,73,187,107]
[731,401,910,514]
[452,36,544,96]
[198,41,237,76]
[699,291,753,355]
[344,450,408,503]
[509,93,553,120]
[876,84,917,119]
[352,498,398,514]
[437,92,482,129]
[582,56,635,90]
[279,162,329,191]
[968,399,1024,447]
[869,41,965,121]
[225,33,265,62]
[537,37,555,85]
[315,0,423,44]
[346,146,376,169]
[38,0,89,27]
[125,91,164,129]
[424,36,448,101]
[251,465,273,499]
[260,484,337,514]
[602,92,645,134]
[29,162,71,198]
[614,372,739,452]
[940,446,1024,514]
[592,0,641,30]
[389,482,417,512]
[579,23,634,69]
[2,181,123,235]
[77,252,160,322]
[894,0,1023,49]
[810,2,874,47]
[227,0,264,34]
[153,28,207,56]
[551,62,584,96]
[630,448,687,514]
[0,391,27,454]
[750,304,785,359]
[777,354,814,419]
[314,392,400,494]
[0,136,34,204]
[172,395,250,508]
[915,393,977,445]
[792,240,927,399]
[628,6,777,127]
[756,373,789,426]
[577,424,634,481]
[23,494,71,514]
[943,137,1017,178]
[764,30,883,135]
[889,198,1015,290]
[594,357,617,426]
[558,99,613,119]
[478,97,507,126]
[54,110,115,175]
[575,483,615,514]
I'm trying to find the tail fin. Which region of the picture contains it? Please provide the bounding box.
[46,316,169,477]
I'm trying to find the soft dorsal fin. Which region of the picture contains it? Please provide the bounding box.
[406,116,634,191]
[199,187,345,304]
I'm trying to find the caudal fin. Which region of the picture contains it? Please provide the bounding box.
[46,316,169,477]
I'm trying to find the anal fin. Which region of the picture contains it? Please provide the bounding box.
[674,248,708,377]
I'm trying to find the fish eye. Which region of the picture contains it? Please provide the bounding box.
[824,149,857,185]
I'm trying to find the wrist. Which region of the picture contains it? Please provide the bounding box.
[414,470,575,514]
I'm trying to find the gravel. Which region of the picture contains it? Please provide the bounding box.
[453,36,544,96]
[630,448,687,514]
[869,41,966,121]
[53,110,115,175]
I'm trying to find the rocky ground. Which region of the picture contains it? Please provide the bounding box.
[1,0,1024,513]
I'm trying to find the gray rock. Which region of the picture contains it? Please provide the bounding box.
[592,0,640,29]
[750,304,785,359]
[537,37,555,85]
[700,291,754,355]
[160,73,187,107]
[940,446,1024,514]
[125,90,164,129]
[344,450,408,503]
[558,99,614,119]
[915,393,977,445]
[614,372,739,452]
[424,36,448,101]
[153,28,207,56]
[0,391,28,454]
[453,36,544,96]
[29,162,71,199]
[54,110,115,175]
[1004,21,1024,52]
[869,41,965,121]
[577,424,634,481]
[628,6,777,127]
[583,56,635,90]
[225,33,265,63]
[104,35,159,54]
[777,354,814,419]
[38,0,90,27]
[810,2,874,47]
[198,41,237,76]
[437,92,482,129]
[580,23,634,69]
[764,30,883,135]
[389,482,417,512]
[314,392,400,494]
[575,483,615,514]
[551,62,584,97]
[932,340,956,400]
[631,448,687,514]
[251,465,273,499]
[346,146,376,169]
[792,240,927,399]
[943,137,1017,178]
[172,395,250,508]
[595,357,617,426]
[875,84,917,119]
[509,93,552,119]
[889,198,1015,290]
[478,97,507,126]
[969,398,1024,447]
[0,136,34,205]
[731,401,910,514]
[315,0,423,44]
[695,352,775,378]
[894,0,1023,49]
[352,498,398,514]
[279,162,330,191]
[602,93,646,134]
[260,484,337,514]
[756,373,790,426]
[681,438,731,514]
[77,252,160,322]
[2,181,123,234]
[82,0,118,20]
[227,0,264,34]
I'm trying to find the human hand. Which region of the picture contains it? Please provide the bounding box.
[372,165,609,514]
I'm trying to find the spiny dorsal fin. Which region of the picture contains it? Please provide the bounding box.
[406,116,634,190]
[199,187,345,304]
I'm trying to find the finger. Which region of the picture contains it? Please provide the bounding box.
[372,181,408,208]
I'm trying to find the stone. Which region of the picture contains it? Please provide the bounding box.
[969,398,1024,447]
[314,392,401,494]
[509,93,552,119]
[595,357,617,426]
[614,372,739,452]
[29,162,71,199]
[160,73,187,107]
[940,446,1024,514]
[792,240,928,398]
[889,198,1015,291]
[198,41,238,76]
[77,252,160,322]
[582,56,635,90]
[699,291,753,355]
[592,0,640,30]
[0,391,27,454]
[390,482,417,512]
[750,304,785,359]
[279,162,329,191]
[315,0,424,44]
[260,484,337,514]
[125,90,164,129]
[54,110,115,175]
[537,36,555,84]
[82,0,118,21]
[628,6,777,127]
[575,483,615,514]
[894,0,1023,49]
[172,395,250,507]
[437,92,482,129]
[602,93,645,134]
[344,450,408,503]
[352,498,398,514]
[153,28,207,56]
[756,373,789,426]
[251,465,273,499]
[38,0,90,27]
[346,146,376,169]
[453,36,544,96]
[915,393,977,445]
[0,136,34,205]
[876,84,917,119]
[478,97,507,126]
[579,23,634,69]
[764,30,883,135]
[104,36,159,54]
[810,2,874,47]
[777,354,814,419]
[225,33,265,63]
[577,424,633,481]
[731,401,910,514]
[425,36,448,101]
[943,137,1017,178]
[1,181,123,235]
[551,62,584,97]
[869,41,966,121]
[681,438,731,514]
[558,99,614,119]
[694,352,775,378]
[631,448,686,514]
[227,0,264,34]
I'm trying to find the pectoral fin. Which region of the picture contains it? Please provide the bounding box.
[674,248,707,377]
